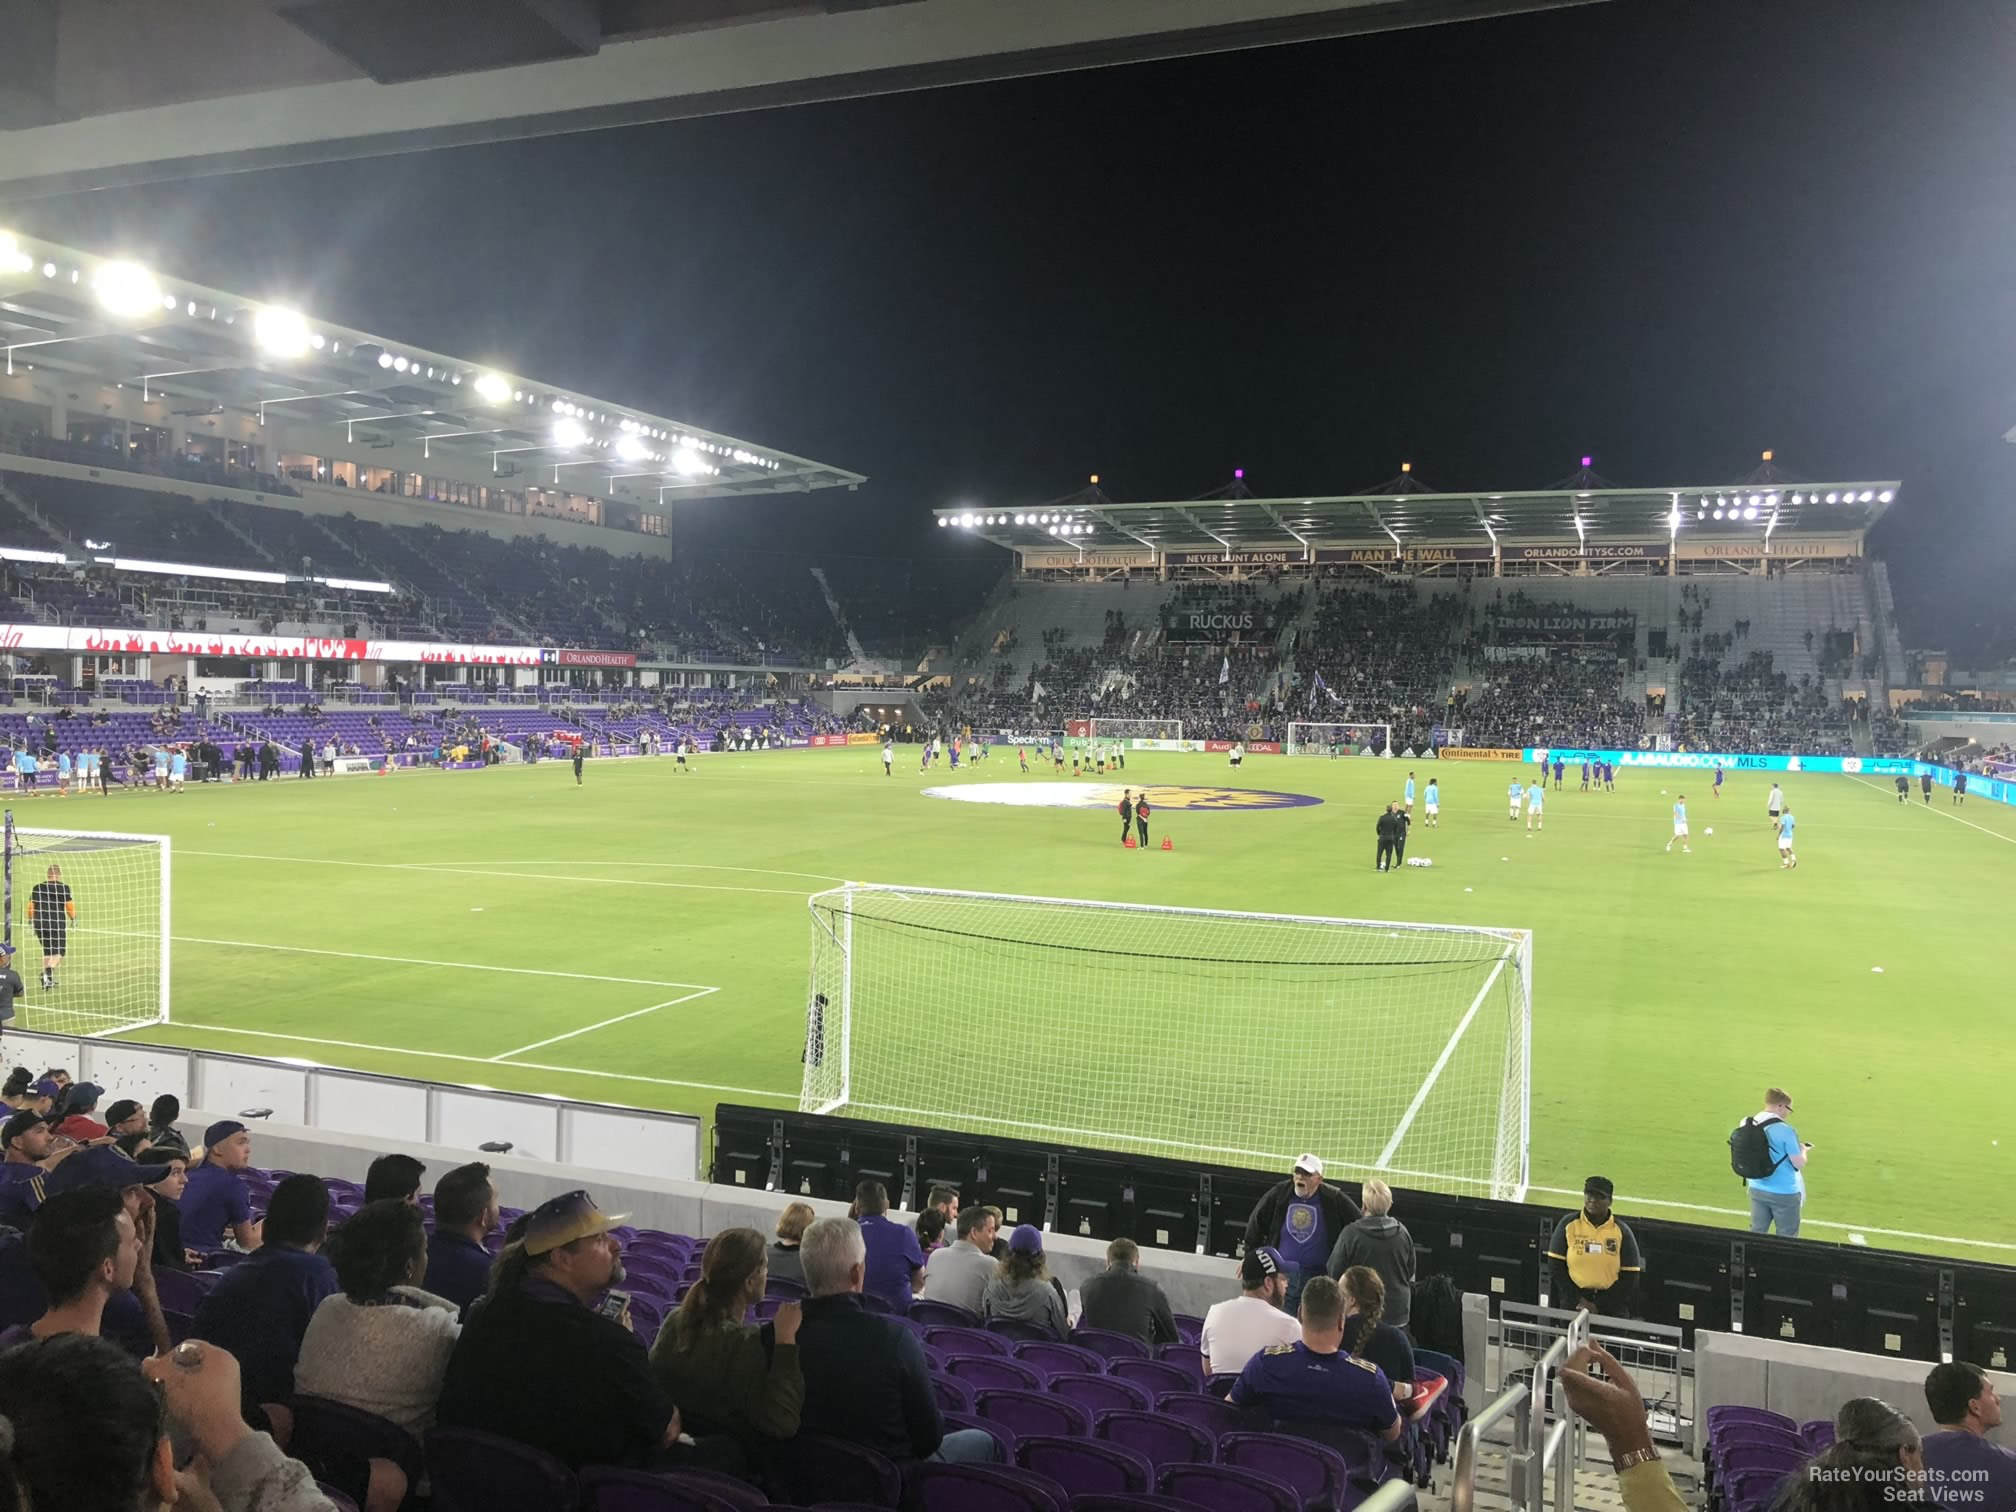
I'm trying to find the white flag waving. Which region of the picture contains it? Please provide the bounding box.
[1031,681,1047,703]
[1218,654,1231,686]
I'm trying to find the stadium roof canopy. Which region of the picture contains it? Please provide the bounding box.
[934,477,1899,553]
[0,230,864,499]
[0,0,1600,197]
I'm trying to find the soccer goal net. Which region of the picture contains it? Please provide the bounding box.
[800,883,1531,1201]
[1287,721,1392,756]
[4,814,170,1038]
[1086,717,1182,741]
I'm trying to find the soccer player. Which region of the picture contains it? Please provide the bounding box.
[1118,789,1135,844]
[1667,794,1690,853]
[1954,770,1968,805]
[1777,808,1797,869]
[1579,760,1590,792]
[56,750,71,797]
[1094,746,1106,776]
[153,745,169,792]
[1052,741,1064,773]
[1134,792,1151,847]
[1507,778,1523,822]
[572,739,585,786]
[29,863,73,991]
[1895,773,1909,803]
[1018,745,1029,774]
[1424,777,1439,827]
[169,746,187,792]
[882,739,893,777]
[1071,750,1081,777]
[1403,771,1416,814]
[1766,782,1784,829]
[1603,760,1616,792]
[1526,779,1545,832]
[676,738,691,774]
[15,748,36,798]
[1713,764,1724,800]
[1114,742,1125,772]
[949,736,960,771]
[1921,772,1933,804]
[1229,742,1244,770]
[1553,757,1565,790]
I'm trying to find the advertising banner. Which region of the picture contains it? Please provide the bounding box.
[1163,607,1280,640]
[1676,536,1862,561]
[1203,739,1283,754]
[808,734,850,747]
[0,622,549,668]
[1165,549,1304,567]
[1128,738,1209,752]
[1506,543,1670,563]
[1065,719,1092,737]
[1314,545,1495,566]
[1523,747,1919,776]
[1437,746,1526,761]
[329,755,384,776]
[545,648,639,669]
[1021,549,1158,571]
[845,732,879,746]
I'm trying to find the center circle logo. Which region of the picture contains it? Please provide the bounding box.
[922,782,1322,811]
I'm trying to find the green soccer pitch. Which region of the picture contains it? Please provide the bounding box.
[11,746,2012,1260]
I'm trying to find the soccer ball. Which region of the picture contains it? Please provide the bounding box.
[1705,827,1713,835]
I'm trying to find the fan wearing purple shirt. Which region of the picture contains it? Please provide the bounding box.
[1227,1275,1401,1441]
[1242,1154,1361,1314]
[854,1180,924,1313]
[1923,1361,2016,1511]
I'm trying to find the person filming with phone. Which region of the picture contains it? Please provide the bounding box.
[1732,1087,1811,1238]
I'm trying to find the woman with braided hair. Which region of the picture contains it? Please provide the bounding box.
[1339,1265,1418,1406]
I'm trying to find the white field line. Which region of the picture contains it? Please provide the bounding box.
[126,1019,794,1102]
[1847,776,2016,845]
[487,987,717,1061]
[1374,952,1511,1170]
[98,931,711,990]
[177,850,813,895]
[1521,1182,2016,1256]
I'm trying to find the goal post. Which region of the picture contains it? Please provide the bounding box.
[801,883,1532,1201]
[1287,721,1392,756]
[4,813,170,1038]
[1085,717,1183,741]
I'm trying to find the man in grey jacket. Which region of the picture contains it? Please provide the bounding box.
[920,1204,1000,1315]
[1078,1238,1179,1346]
[1324,1177,1416,1330]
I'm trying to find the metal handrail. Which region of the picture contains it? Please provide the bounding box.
[1452,1308,1591,1512]
[1359,1478,1421,1512]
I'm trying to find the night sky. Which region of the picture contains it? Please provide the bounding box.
[12,0,2015,656]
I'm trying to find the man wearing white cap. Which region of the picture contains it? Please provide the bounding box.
[1241,1154,1362,1313]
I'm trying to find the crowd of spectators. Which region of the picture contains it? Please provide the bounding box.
[1453,654,1645,751]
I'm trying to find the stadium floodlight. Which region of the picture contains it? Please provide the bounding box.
[1879,489,1894,503]
[92,260,163,318]
[0,232,30,274]
[1859,490,1875,503]
[1742,506,1757,521]
[671,445,708,476]
[392,356,410,372]
[551,417,587,448]
[473,372,512,403]
[937,517,947,527]
[1712,508,1724,520]
[615,434,651,463]
[252,306,313,359]
[1825,492,1839,504]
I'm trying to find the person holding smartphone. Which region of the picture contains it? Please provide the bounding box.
[1742,1088,1810,1237]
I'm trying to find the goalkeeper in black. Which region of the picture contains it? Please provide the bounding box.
[29,863,73,990]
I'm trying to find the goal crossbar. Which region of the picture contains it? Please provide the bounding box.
[800,882,1531,1201]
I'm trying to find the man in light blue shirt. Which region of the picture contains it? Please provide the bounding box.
[1777,810,1797,870]
[1403,773,1416,814]
[1667,796,1690,853]
[1526,781,1545,832]
[1508,779,1524,822]
[1743,1088,1807,1236]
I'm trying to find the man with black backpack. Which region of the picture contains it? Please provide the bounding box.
[1731,1088,1809,1236]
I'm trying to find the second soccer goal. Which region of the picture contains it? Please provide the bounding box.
[5,813,170,1040]
[800,883,1531,1201]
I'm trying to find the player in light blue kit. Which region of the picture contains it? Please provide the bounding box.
[1777,809,1797,869]
[169,746,188,792]
[153,745,170,792]
[1424,778,1440,827]
[1403,772,1416,815]
[1508,778,1524,822]
[56,750,72,796]
[1526,780,1545,832]
[1667,794,1690,853]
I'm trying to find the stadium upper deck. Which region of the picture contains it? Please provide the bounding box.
[938,462,1898,577]
[0,230,864,547]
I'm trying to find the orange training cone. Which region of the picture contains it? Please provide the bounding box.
[1161,836,1173,850]
[1123,835,1137,848]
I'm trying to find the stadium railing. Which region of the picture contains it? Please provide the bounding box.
[713,1103,2016,1371]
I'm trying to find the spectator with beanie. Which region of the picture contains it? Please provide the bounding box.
[1546,1176,1643,1315]
[650,1227,804,1451]
[146,1093,191,1160]
[421,1161,498,1316]
[0,1186,141,1345]
[364,1152,426,1206]
[795,1215,999,1463]
[854,1179,925,1312]
[190,1173,337,1412]
[1922,1362,2016,1508]
[0,1333,343,1512]
[1202,1245,1301,1375]
[922,1203,1000,1314]
[1242,1153,1361,1312]
[438,1189,737,1473]
[1,1108,80,1228]
[51,1081,108,1142]
[182,1119,262,1252]
[1229,1274,1402,1440]
[768,1200,815,1289]
[980,1224,1069,1340]
[1078,1237,1179,1346]
[1324,1178,1416,1329]
[295,1199,461,1435]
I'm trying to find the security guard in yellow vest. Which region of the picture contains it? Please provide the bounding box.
[1545,1176,1642,1315]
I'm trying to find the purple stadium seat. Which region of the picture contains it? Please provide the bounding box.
[1265,1420,1385,1482]
[1012,1341,1106,1377]
[162,1309,195,1344]
[904,1463,1069,1512]
[1014,1435,1154,1497]
[859,1291,895,1315]
[912,1299,983,1328]
[1109,1359,1199,1399]
[973,1389,1093,1440]
[1172,1315,1204,1345]
[932,1373,978,1414]
[1046,1373,1151,1416]
[1155,1392,1256,1439]
[1072,1328,1152,1364]
[579,1466,766,1512]
[1158,1463,1299,1512]
[1154,1343,1204,1379]
[947,1355,1047,1393]
[766,1276,808,1299]
[288,1396,423,1507]
[425,1428,577,1512]
[985,1317,1065,1345]
[1095,1411,1214,1474]
[1717,1444,1808,1483]
[766,1432,902,1507]
[152,1267,210,1316]
[1219,1432,1353,1512]
[926,1326,1012,1358]
[1069,1498,1213,1512]
[944,1412,1017,1463]
[1800,1419,1836,1453]
[1706,1406,1799,1436]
